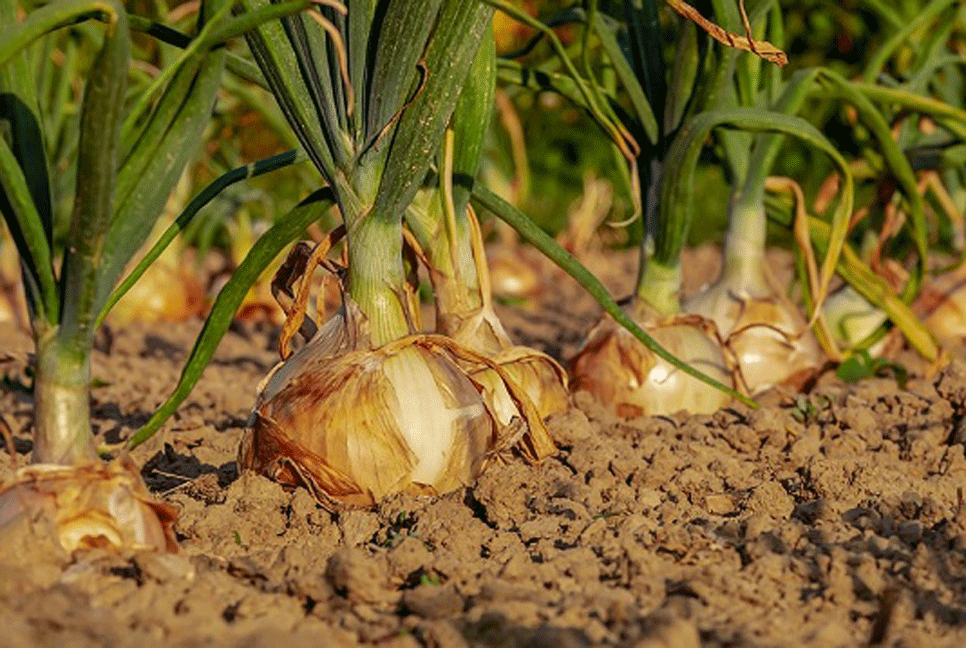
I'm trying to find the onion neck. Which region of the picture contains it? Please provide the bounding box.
[32,333,97,465]
[345,213,412,347]
[721,195,768,292]
[635,255,682,317]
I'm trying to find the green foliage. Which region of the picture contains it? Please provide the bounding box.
[836,350,909,388]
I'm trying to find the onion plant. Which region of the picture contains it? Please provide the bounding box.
[488,0,791,414]
[233,0,563,509]
[0,0,314,552]
[562,0,739,417]
[403,25,570,422]
[823,0,966,350]
[675,0,858,395]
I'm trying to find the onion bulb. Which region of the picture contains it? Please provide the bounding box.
[448,308,570,424]
[570,299,733,417]
[240,298,555,510]
[822,284,889,355]
[107,173,206,325]
[442,300,569,423]
[108,251,205,325]
[0,456,178,553]
[0,227,27,328]
[685,271,822,395]
[486,244,543,303]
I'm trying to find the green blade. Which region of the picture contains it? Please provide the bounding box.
[660,108,854,310]
[450,21,496,218]
[98,149,307,328]
[0,0,122,68]
[370,0,494,225]
[0,138,57,323]
[817,69,929,303]
[101,48,226,312]
[56,0,130,350]
[363,0,443,144]
[240,0,343,190]
[0,0,57,323]
[591,9,658,146]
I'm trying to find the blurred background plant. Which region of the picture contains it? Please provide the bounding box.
[477,0,965,415]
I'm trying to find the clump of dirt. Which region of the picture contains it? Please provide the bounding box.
[2,247,966,647]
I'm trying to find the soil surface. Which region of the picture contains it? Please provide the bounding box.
[3,246,966,647]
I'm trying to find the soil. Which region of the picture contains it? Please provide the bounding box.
[3,245,966,647]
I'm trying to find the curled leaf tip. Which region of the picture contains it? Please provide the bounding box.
[666,0,788,67]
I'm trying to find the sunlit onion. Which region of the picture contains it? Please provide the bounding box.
[444,304,569,422]
[570,299,733,417]
[0,456,178,553]
[108,251,205,324]
[921,265,966,344]
[685,275,822,395]
[240,299,555,510]
[822,284,888,355]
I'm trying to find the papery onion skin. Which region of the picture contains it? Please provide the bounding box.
[0,457,178,553]
[570,301,733,418]
[686,284,822,396]
[242,343,495,509]
[486,246,542,302]
[240,299,554,510]
[469,345,570,426]
[445,306,570,422]
[922,270,966,344]
[107,255,205,325]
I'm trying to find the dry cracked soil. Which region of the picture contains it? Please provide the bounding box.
[2,245,966,647]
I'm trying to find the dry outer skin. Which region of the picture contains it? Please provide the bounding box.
[1,246,966,646]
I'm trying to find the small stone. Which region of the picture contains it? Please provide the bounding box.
[633,613,700,648]
[746,481,794,520]
[134,552,195,583]
[638,489,663,510]
[337,510,380,546]
[898,520,923,546]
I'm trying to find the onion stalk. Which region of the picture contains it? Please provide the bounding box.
[237,1,557,506]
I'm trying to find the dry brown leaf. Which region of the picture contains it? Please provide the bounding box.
[666,0,788,67]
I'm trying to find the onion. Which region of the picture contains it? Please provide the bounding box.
[486,243,544,302]
[0,457,177,553]
[0,228,28,328]
[443,302,569,422]
[685,200,823,395]
[685,270,822,395]
[570,299,732,417]
[822,284,889,355]
[240,298,554,510]
[920,265,966,344]
[107,251,205,324]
